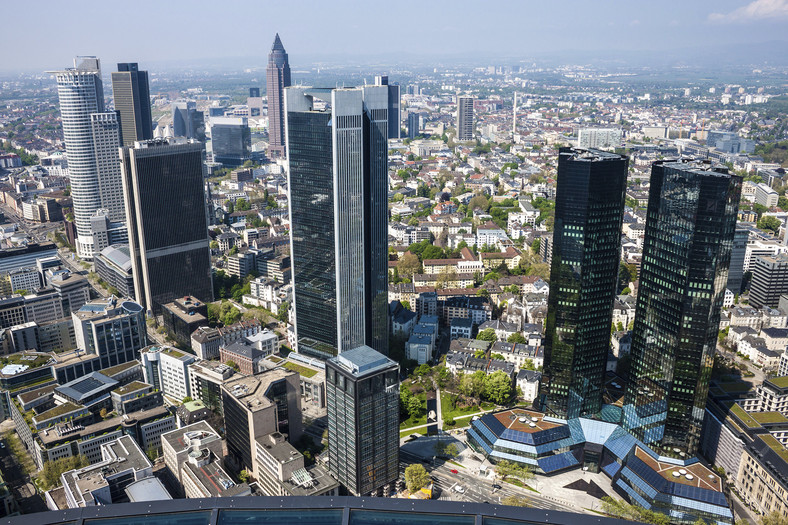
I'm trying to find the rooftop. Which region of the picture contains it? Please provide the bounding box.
[99,360,140,378]
[282,361,319,378]
[55,372,117,402]
[223,370,296,412]
[767,376,788,389]
[331,345,395,377]
[183,455,249,497]
[162,420,220,452]
[634,446,722,493]
[0,352,54,376]
[38,405,171,446]
[493,408,560,434]
[112,381,150,397]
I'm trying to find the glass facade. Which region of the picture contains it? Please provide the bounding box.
[211,122,251,167]
[623,160,742,458]
[120,140,213,314]
[111,63,153,147]
[540,148,628,419]
[286,87,389,359]
[266,34,291,158]
[326,348,399,496]
[222,391,251,472]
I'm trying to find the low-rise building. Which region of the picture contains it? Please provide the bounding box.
[515,370,541,403]
[161,421,224,489]
[254,432,339,497]
[161,296,208,347]
[141,345,195,402]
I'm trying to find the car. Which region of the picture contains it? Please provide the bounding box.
[450,468,458,474]
[492,484,501,490]
[453,485,465,493]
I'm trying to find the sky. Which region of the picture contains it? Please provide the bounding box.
[2,0,788,72]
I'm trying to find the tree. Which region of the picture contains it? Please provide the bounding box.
[238,469,250,483]
[521,358,536,371]
[235,198,251,211]
[401,300,411,311]
[761,512,788,525]
[758,215,782,234]
[99,408,108,419]
[468,194,490,212]
[600,497,669,525]
[502,495,531,507]
[277,301,290,323]
[40,455,89,489]
[226,360,240,372]
[182,396,193,403]
[530,238,541,253]
[225,200,234,214]
[397,251,422,278]
[476,328,497,342]
[507,333,527,344]
[484,370,514,404]
[404,463,430,493]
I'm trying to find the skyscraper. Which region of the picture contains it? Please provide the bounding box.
[90,112,125,223]
[457,96,474,141]
[286,86,389,359]
[374,75,401,140]
[111,63,152,147]
[623,159,741,458]
[171,100,205,142]
[120,138,213,314]
[49,57,126,259]
[266,33,291,158]
[539,148,628,419]
[326,346,399,497]
[407,111,419,140]
[209,116,250,167]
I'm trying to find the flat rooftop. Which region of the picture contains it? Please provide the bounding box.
[634,447,723,493]
[112,381,150,397]
[39,405,171,446]
[183,456,249,497]
[55,372,117,402]
[331,345,395,377]
[493,408,561,434]
[223,372,293,413]
[162,421,220,453]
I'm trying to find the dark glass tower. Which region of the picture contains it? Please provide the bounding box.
[111,63,152,147]
[623,159,742,458]
[539,148,628,419]
[120,138,213,314]
[326,346,399,496]
[286,86,389,359]
[266,33,291,158]
[172,100,205,142]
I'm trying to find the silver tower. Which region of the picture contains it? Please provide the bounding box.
[49,57,124,258]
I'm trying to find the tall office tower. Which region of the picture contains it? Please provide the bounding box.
[111,63,152,146]
[577,128,624,150]
[171,100,205,142]
[90,113,125,222]
[539,148,628,419]
[457,96,474,141]
[209,116,250,167]
[326,346,399,496]
[407,111,419,140]
[286,86,389,359]
[623,159,741,458]
[750,254,788,308]
[120,138,213,314]
[726,228,748,294]
[49,56,118,259]
[248,87,263,117]
[374,75,401,140]
[266,33,291,158]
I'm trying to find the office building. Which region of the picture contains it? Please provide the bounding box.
[539,149,628,419]
[374,75,400,140]
[755,182,779,208]
[456,96,474,141]
[407,111,419,139]
[326,346,399,496]
[221,370,302,477]
[266,33,291,158]
[209,116,250,167]
[94,245,134,299]
[577,128,623,150]
[49,57,123,258]
[286,86,389,358]
[111,63,152,146]
[120,138,213,314]
[171,100,205,142]
[140,345,195,402]
[90,209,128,254]
[161,296,208,346]
[727,228,748,294]
[623,159,742,458]
[750,253,788,308]
[71,296,147,369]
[188,360,235,413]
[255,432,339,497]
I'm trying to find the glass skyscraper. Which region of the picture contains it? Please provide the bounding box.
[111,63,152,147]
[209,116,250,167]
[266,34,291,158]
[120,138,213,314]
[172,100,205,142]
[539,148,628,419]
[623,159,742,458]
[326,346,399,497]
[286,86,389,359]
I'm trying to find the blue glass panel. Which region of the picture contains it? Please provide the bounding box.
[89,512,212,525]
[219,510,343,525]
[616,479,652,510]
[349,510,475,525]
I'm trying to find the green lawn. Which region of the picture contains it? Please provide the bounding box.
[399,427,428,438]
[282,361,318,378]
[400,391,428,430]
[441,392,494,422]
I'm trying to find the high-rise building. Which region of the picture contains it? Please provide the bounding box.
[285,86,389,359]
[727,227,748,294]
[89,113,125,222]
[111,63,152,147]
[539,148,628,419]
[172,100,205,142]
[407,111,419,140]
[49,57,123,259]
[120,138,213,314]
[623,159,742,458]
[577,128,623,150]
[326,346,399,497]
[374,75,401,140]
[72,296,148,369]
[209,116,250,167]
[456,96,474,141]
[749,253,788,308]
[266,33,291,158]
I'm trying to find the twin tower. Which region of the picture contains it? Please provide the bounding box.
[540,148,741,458]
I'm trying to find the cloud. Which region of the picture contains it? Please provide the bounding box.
[709,0,788,23]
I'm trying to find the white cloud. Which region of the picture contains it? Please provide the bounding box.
[709,0,788,23]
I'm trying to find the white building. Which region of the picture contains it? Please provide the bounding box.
[755,183,779,208]
[141,345,195,401]
[577,128,623,150]
[516,370,541,403]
